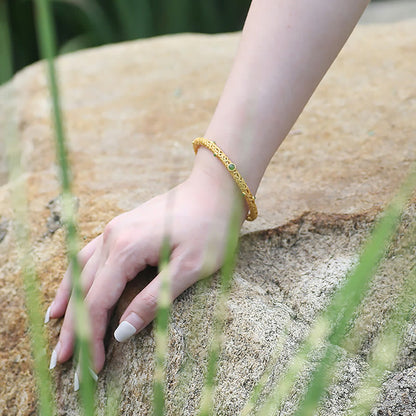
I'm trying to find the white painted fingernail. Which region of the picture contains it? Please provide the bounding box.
[49,349,57,370]
[49,342,60,370]
[44,304,52,324]
[74,371,80,392]
[114,321,137,342]
[89,367,98,381]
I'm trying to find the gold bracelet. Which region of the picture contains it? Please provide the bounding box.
[192,137,258,221]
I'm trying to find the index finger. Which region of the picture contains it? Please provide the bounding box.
[49,235,102,320]
[83,251,147,372]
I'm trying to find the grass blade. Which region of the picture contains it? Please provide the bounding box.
[103,376,122,416]
[257,316,330,416]
[293,165,416,416]
[257,164,416,415]
[153,236,172,416]
[349,228,416,415]
[197,202,241,416]
[58,33,97,55]
[53,0,114,44]
[33,0,95,413]
[240,329,289,416]
[5,87,55,416]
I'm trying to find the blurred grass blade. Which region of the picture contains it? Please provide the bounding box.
[114,0,154,39]
[240,329,290,416]
[153,236,172,416]
[33,0,95,413]
[257,164,416,416]
[53,0,114,44]
[349,238,416,415]
[4,87,55,416]
[0,0,13,84]
[59,33,96,55]
[197,202,241,416]
[293,165,416,416]
[104,376,122,416]
[257,316,330,415]
[172,277,213,411]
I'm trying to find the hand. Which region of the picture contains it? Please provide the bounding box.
[47,165,245,374]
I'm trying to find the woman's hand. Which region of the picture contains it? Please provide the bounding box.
[45,0,371,378]
[47,163,245,374]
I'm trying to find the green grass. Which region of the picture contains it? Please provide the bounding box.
[197,205,241,416]
[33,0,96,413]
[153,237,172,416]
[6,0,251,74]
[3,2,54,414]
[348,219,416,415]
[240,329,289,416]
[293,166,416,416]
[252,164,416,416]
[5,92,55,416]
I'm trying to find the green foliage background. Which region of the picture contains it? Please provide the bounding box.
[4,0,251,79]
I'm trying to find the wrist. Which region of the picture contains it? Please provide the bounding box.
[190,143,249,222]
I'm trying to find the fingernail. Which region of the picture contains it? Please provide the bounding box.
[44,303,53,324]
[114,319,139,343]
[89,367,98,382]
[49,349,57,370]
[49,342,61,370]
[74,370,79,392]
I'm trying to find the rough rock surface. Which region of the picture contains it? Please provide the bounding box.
[0,19,416,415]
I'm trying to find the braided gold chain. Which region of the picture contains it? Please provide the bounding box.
[192,137,258,221]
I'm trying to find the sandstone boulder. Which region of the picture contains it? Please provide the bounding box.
[0,18,415,415]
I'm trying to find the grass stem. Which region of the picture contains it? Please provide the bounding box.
[5,88,55,416]
[197,203,241,416]
[257,164,416,415]
[153,236,172,416]
[33,0,95,413]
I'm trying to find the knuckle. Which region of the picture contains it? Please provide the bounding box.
[85,297,106,321]
[178,254,203,278]
[57,272,71,296]
[140,291,158,314]
[77,249,89,266]
[113,234,131,253]
[103,219,119,243]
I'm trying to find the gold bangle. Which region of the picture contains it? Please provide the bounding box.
[192,137,258,221]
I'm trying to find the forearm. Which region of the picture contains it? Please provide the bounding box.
[193,0,370,194]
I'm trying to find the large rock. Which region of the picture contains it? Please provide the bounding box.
[0,18,416,415]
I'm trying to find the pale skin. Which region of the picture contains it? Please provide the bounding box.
[48,0,371,375]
